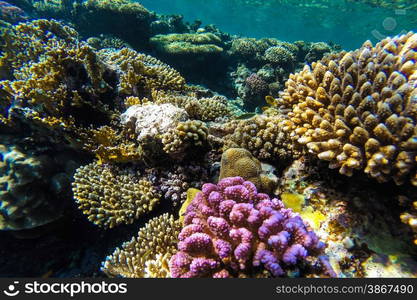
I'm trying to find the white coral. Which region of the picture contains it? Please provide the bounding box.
[120,103,189,142]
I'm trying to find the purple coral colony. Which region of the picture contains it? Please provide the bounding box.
[0,0,417,279]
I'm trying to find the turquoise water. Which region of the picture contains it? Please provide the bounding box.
[139,0,417,49]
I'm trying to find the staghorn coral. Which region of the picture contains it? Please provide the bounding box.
[161,120,209,158]
[219,148,278,194]
[169,176,334,278]
[101,213,181,278]
[72,162,160,228]
[99,48,185,96]
[275,32,417,185]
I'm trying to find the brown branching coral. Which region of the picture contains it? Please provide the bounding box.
[161,120,209,158]
[101,213,181,278]
[99,48,185,96]
[275,32,417,185]
[223,115,299,162]
[72,162,160,228]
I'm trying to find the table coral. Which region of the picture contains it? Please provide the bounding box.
[275,32,417,185]
[72,162,160,229]
[150,33,224,56]
[169,176,335,278]
[101,213,181,278]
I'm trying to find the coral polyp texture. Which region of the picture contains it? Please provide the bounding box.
[169,177,334,278]
[276,32,417,185]
[72,162,160,228]
[102,213,181,278]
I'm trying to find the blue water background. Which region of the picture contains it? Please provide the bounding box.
[139,0,417,50]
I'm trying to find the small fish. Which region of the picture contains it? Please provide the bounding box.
[234,112,257,120]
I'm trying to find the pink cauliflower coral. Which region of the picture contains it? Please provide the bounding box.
[169,176,335,278]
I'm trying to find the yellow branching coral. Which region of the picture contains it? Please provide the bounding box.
[101,213,181,278]
[0,19,78,74]
[0,19,117,139]
[81,126,143,164]
[99,48,185,95]
[276,32,417,185]
[72,162,160,228]
[161,120,209,157]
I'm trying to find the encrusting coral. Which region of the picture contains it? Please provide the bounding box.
[169,176,335,278]
[101,213,182,278]
[219,148,278,194]
[72,162,160,228]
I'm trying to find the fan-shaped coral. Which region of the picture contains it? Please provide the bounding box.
[72,162,160,228]
[275,32,417,185]
[169,176,334,278]
[101,213,181,278]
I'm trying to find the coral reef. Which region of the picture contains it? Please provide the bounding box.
[275,32,417,185]
[101,213,181,278]
[169,176,334,277]
[72,162,160,228]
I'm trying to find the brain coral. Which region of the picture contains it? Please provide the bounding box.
[169,177,334,278]
[102,213,181,278]
[72,162,160,228]
[276,32,417,185]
